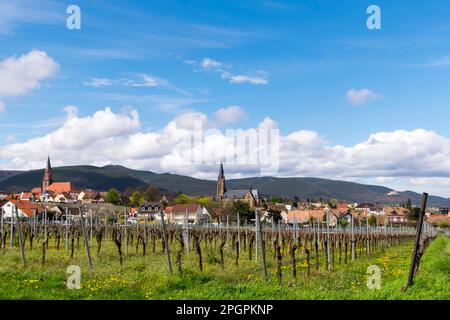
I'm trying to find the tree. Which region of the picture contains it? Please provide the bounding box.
[145,186,161,202]
[339,219,349,228]
[271,195,283,204]
[195,196,211,206]
[267,208,282,223]
[175,193,190,204]
[407,207,420,221]
[368,215,377,226]
[106,188,120,204]
[406,198,412,211]
[120,194,130,206]
[231,201,254,223]
[130,191,145,207]
[328,198,338,208]
[438,220,449,229]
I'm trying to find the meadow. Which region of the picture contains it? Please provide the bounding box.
[0,224,448,300]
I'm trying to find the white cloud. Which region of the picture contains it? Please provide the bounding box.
[226,71,268,85]
[201,58,223,70]
[83,78,114,87]
[0,50,59,97]
[213,105,246,125]
[83,74,189,95]
[228,74,267,85]
[375,176,395,184]
[63,105,79,119]
[190,57,268,85]
[127,75,169,88]
[4,135,16,144]
[1,108,450,197]
[346,88,381,106]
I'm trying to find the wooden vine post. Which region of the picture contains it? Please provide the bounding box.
[183,209,189,255]
[160,209,173,275]
[255,215,258,262]
[65,207,69,251]
[237,212,241,251]
[405,192,428,290]
[256,210,268,282]
[351,214,355,261]
[15,206,27,267]
[326,208,330,272]
[80,207,93,270]
[124,208,128,257]
[89,210,93,246]
[1,208,4,251]
[366,217,370,256]
[10,207,14,250]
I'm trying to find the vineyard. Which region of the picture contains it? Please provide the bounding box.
[0,208,446,300]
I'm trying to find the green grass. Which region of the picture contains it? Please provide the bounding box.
[0,234,448,300]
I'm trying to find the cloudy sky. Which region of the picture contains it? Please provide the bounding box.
[0,0,449,197]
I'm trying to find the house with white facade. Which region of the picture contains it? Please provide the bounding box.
[164,204,211,225]
[0,200,42,219]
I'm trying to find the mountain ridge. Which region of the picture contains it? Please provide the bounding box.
[0,165,448,206]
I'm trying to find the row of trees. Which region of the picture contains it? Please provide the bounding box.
[105,186,162,206]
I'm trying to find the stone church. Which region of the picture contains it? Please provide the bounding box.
[216,163,260,208]
[41,157,78,194]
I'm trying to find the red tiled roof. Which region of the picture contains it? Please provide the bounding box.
[427,214,450,224]
[336,202,349,211]
[9,200,42,217]
[170,204,201,214]
[47,182,78,193]
[287,209,325,223]
[21,192,34,199]
[384,206,409,216]
[164,206,174,213]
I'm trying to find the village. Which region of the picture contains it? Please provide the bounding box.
[1,157,449,229]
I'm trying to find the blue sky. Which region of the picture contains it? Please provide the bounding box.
[0,0,450,197]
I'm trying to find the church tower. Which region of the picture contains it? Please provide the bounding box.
[216,162,226,199]
[42,156,53,192]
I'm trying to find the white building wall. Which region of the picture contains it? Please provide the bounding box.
[1,202,29,218]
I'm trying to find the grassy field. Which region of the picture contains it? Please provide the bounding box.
[0,234,448,300]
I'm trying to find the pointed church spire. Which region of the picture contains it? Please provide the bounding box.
[216,161,226,199]
[43,155,53,192]
[46,155,52,170]
[219,162,224,178]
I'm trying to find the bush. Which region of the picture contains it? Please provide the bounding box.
[106,188,121,204]
[438,220,449,229]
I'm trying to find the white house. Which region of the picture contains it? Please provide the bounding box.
[164,204,211,225]
[0,200,41,219]
[54,192,77,204]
